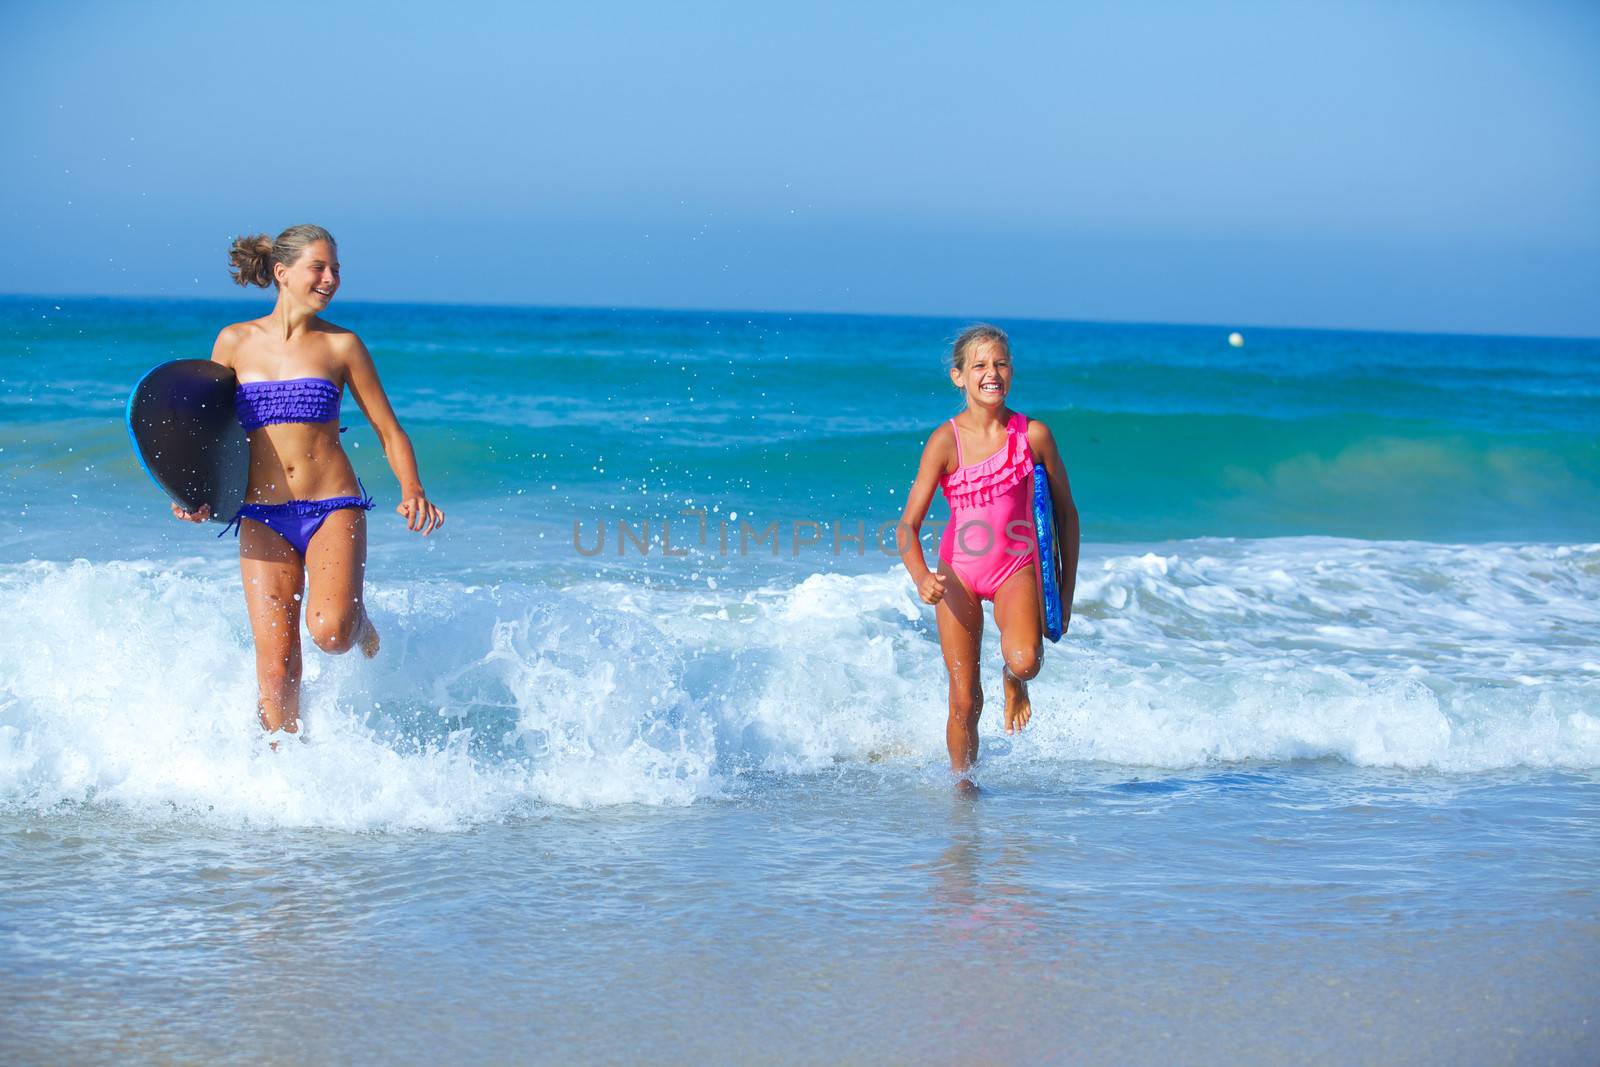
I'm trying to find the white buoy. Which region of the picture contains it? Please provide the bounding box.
[1228,331,1244,348]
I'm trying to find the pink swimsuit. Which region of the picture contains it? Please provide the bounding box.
[938,411,1037,600]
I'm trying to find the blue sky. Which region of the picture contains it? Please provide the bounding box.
[3,0,1597,336]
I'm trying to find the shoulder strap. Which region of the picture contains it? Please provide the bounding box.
[1012,412,1034,458]
[949,418,964,466]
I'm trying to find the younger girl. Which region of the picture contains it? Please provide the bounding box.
[174,224,444,735]
[898,324,1079,783]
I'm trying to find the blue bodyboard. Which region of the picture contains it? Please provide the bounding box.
[1031,463,1065,642]
[126,360,248,524]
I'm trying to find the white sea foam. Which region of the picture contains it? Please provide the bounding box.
[1,539,1597,829]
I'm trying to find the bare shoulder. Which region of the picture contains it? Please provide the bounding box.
[319,320,372,370]
[216,318,260,343]
[316,319,362,347]
[924,421,957,472]
[211,319,261,366]
[1026,417,1061,457]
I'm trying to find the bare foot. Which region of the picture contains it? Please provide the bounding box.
[955,777,982,798]
[262,718,299,751]
[1003,669,1032,734]
[357,612,380,659]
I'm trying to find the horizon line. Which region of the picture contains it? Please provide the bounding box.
[2,290,1596,345]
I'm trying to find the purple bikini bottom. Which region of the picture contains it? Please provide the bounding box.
[222,482,374,557]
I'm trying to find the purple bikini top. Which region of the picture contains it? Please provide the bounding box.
[235,377,341,431]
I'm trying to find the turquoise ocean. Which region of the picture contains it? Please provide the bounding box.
[2,296,1597,1063]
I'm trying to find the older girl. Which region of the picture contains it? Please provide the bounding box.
[175,224,444,735]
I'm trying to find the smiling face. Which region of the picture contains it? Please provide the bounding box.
[273,239,340,311]
[950,339,1012,410]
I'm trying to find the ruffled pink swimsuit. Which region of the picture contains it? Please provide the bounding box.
[938,411,1037,600]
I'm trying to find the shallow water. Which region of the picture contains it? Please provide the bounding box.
[4,766,1596,1065]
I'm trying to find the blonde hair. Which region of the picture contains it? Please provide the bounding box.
[949,323,1010,372]
[227,224,336,288]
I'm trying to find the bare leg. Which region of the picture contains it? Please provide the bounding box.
[240,519,306,734]
[935,560,985,781]
[992,564,1042,734]
[304,508,375,658]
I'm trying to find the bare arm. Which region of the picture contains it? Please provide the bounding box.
[898,425,956,604]
[341,335,445,535]
[1028,419,1081,629]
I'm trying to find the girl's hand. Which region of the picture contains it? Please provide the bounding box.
[917,572,948,604]
[397,493,445,535]
[172,502,211,523]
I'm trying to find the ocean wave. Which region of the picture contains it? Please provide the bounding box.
[1,539,1597,830]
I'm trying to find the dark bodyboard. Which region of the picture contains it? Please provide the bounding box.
[126,360,247,524]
